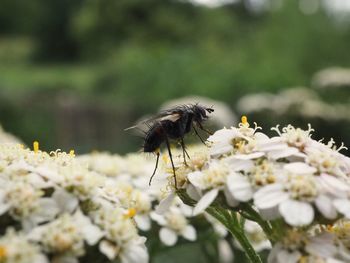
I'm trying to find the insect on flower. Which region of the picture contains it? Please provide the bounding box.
[126,104,214,188]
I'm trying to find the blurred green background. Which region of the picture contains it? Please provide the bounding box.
[1,0,350,155]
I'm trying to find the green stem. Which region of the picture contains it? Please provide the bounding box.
[177,190,263,263]
[208,207,263,263]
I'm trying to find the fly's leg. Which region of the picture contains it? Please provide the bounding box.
[193,126,207,145]
[149,150,160,186]
[198,122,213,135]
[165,135,178,189]
[180,137,190,166]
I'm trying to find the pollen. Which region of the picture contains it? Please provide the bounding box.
[69,149,75,157]
[0,246,7,259]
[241,115,248,125]
[33,141,39,153]
[124,208,137,219]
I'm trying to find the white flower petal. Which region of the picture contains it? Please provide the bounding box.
[284,162,317,174]
[223,186,239,207]
[218,240,234,263]
[333,199,350,218]
[318,173,350,198]
[33,198,59,223]
[254,132,270,141]
[159,227,177,246]
[233,152,265,160]
[254,184,288,210]
[52,189,79,213]
[259,206,280,220]
[186,184,202,201]
[150,212,167,226]
[224,157,254,172]
[193,188,219,216]
[227,173,253,202]
[267,147,300,160]
[208,129,239,143]
[306,233,336,258]
[279,199,314,226]
[135,214,151,231]
[120,239,149,263]
[74,209,104,245]
[188,171,206,189]
[210,144,233,158]
[156,192,175,214]
[99,240,117,260]
[315,194,337,220]
[181,225,196,241]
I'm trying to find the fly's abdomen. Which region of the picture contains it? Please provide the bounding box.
[143,124,165,152]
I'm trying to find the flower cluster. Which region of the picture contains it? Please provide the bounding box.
[0,143,148,263]
[1,116,350,263]
[158,116,350,262]
[78,151,199,247]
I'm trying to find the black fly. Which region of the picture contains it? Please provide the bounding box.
[126,104,214,188]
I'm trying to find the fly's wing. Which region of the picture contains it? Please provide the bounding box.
[124,106,186,132]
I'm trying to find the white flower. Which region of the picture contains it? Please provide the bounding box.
[151,207,196,246]
[271,124,314,150]
[28,210,103,263]
[306,140,349,180]
[253,181,315,226]
[188,161,229,190]
[208,120,261,158]
[268,231,338,263]
[100,237,148,263]
[0,228,48,263]
[0,180,59,230]
[329,220,350,261]
[187,161,231,214]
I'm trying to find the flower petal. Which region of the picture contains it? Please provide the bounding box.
[193,189,219,216]
[284,162,317,174]
[186,184,202,201]
[306,233,336,258]
[224,157,254,172]
[159,227,177,246]
[188,171,206,189]
[156,192,175,214]
[233,152,265,160]
[52,189,79,213]
[99,240,117,260]
[181,225,196,241]
[315,194,337,220]
[279,199,314,226]
[135,214,151,231]
[227,173,253,202]
[318,173,350,198]
[254,184,288,210]
[333,199,350,218]
[223,186,239,207]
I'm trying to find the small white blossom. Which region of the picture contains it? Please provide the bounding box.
[151,206,196,246]
[0,228,48,263]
